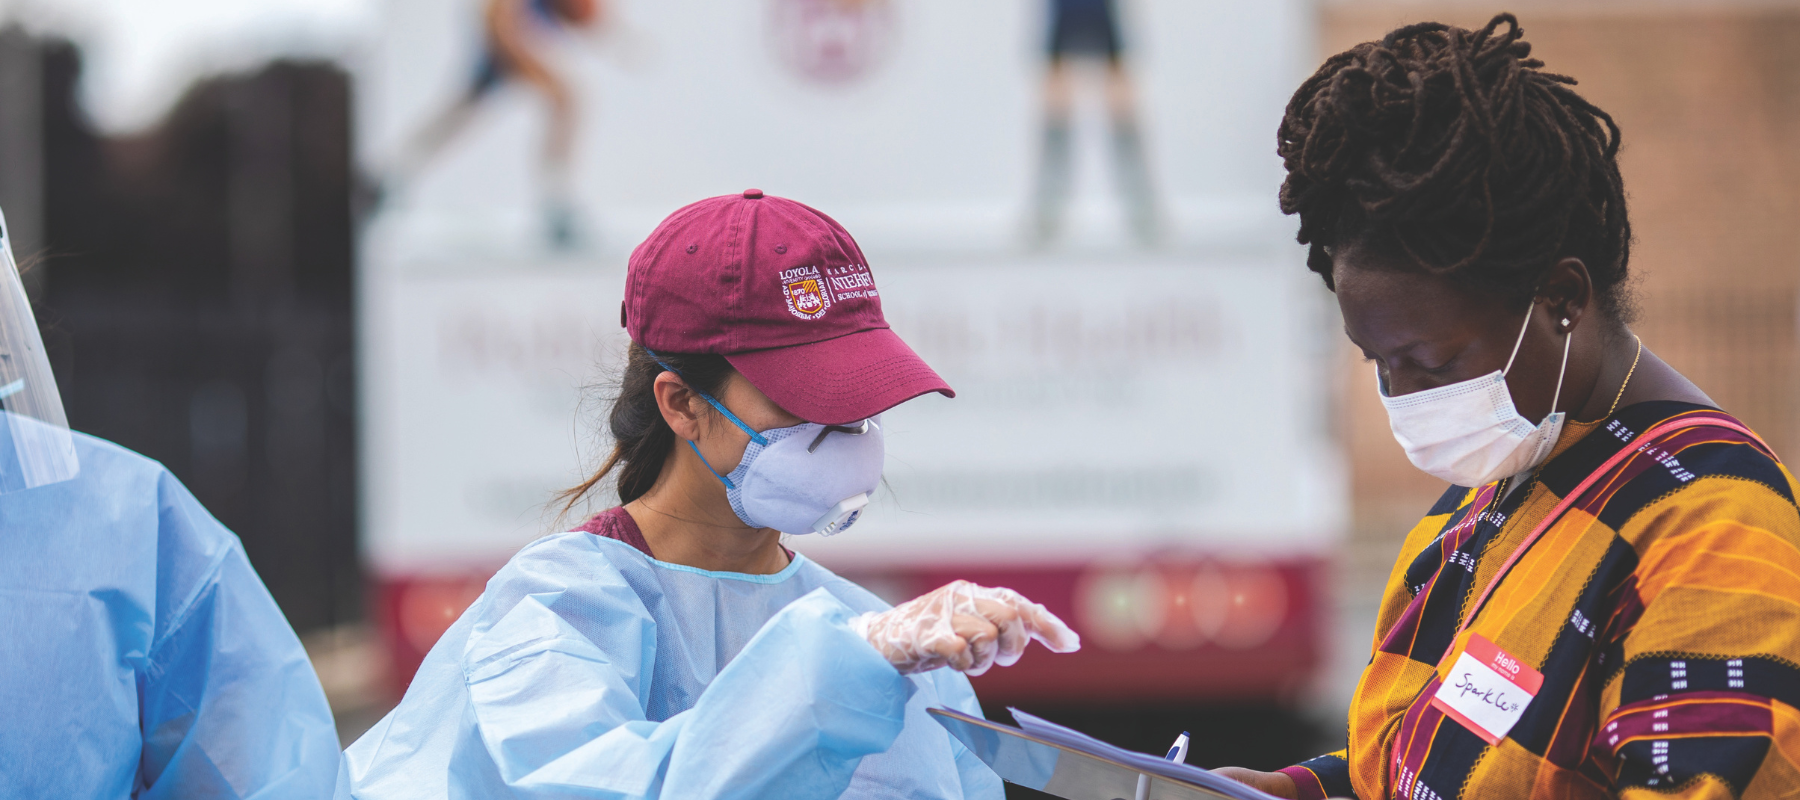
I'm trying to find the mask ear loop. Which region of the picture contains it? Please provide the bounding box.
[1500,305,1572,421]
[686,441,736,490]
[643,348,770,490]
[686,391,771,447]
[1549,323,1572,417]
[1497,307,1574,418]
[643,348,770,447]
[1501,304,1537,377]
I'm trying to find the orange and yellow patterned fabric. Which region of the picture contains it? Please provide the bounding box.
[1281,402,1800,799]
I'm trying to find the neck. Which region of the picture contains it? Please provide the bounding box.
[624,449,790,575]
[1569,325,1715,423]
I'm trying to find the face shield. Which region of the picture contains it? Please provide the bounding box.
[0,207,78,492]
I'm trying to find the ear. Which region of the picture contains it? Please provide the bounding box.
[1536,257,1593,334]
[653,371,707,442]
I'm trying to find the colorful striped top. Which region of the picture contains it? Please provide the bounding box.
[1280,402,1800,799]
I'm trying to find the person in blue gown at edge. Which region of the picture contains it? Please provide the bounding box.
[0,207,341,798]
[337,190,1082,800]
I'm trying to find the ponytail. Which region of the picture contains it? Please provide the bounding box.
[555,342,734,519]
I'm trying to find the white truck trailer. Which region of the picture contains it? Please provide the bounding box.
[357,0,1342,707]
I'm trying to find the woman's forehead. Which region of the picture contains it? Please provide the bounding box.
[1333,253,1499,347]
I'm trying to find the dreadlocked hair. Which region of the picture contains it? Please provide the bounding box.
[1277,13,1634,320]
[554,342,734,519]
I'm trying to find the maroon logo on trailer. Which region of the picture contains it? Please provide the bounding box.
[768,0,897,86]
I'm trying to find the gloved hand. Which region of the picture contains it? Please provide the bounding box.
[848,580,1081,676]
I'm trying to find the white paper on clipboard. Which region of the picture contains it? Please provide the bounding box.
[928,707,1282,800]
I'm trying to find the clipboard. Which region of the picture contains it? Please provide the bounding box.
[928,707,1281,800]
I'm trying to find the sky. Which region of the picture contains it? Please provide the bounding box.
[3,0,377,132]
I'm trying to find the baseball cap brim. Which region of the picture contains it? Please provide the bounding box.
[725,327,954,425]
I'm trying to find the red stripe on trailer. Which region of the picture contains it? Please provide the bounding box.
[846,558,1324,704]
[371,556,1324,702]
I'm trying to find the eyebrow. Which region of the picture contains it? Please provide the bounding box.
[1343,327,1426,357]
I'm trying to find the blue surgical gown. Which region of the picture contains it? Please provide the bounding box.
[339,531,1004,800]
[0,429,340,797]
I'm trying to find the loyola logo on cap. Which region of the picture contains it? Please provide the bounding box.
[781,265,832,319]
[626,191,954,425]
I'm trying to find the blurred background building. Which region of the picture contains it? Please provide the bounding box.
[0,1,1796,796]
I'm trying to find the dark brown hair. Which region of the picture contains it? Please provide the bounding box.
[555,342,734,517]
[1277,14,1633,319]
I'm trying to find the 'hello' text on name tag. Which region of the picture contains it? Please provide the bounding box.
[1429,634,1544,744]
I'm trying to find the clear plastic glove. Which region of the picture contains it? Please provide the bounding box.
[849,580,1081,676]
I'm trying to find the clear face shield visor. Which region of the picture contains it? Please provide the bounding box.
[0,207,78,492]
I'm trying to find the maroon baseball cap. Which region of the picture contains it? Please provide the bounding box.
[623,189,953,425]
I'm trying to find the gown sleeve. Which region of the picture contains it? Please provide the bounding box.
[136,470,341,800]
[460,559,915,800]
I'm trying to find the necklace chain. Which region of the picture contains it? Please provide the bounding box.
[1605,334,1645,418]
[1466,334,1646,618]
[634,498,752,531]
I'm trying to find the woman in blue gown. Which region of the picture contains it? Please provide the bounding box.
[338,190,1080,799]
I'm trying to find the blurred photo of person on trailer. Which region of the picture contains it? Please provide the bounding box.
[1030,0,1160,247]
[388,0,630,249]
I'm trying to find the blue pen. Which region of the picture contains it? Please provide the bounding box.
[1165,731,1191,763]
[1134,731,1191,800]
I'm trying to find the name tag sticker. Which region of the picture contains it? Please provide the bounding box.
[1430,634,1544,744]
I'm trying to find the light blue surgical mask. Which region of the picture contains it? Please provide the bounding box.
[651,353,884,535]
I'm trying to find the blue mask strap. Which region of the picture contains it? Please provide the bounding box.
[687,440,736,490]
[645,348,770,446]
[690,391,770,447]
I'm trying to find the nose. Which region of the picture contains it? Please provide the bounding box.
[1376,364,1440,398]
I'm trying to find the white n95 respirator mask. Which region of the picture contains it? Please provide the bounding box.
[681,390,884,536]
[1378,306,1571,488]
